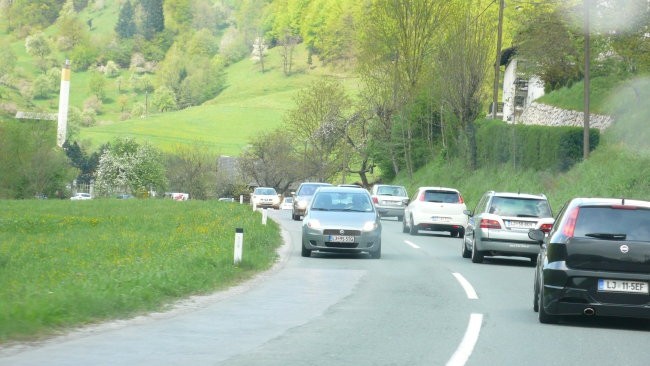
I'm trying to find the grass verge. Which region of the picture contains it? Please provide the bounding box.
[0,200,281,343]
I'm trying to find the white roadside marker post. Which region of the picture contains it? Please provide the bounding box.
[240,195,243,204]
[234,228,243,265]
[262,208,268,225]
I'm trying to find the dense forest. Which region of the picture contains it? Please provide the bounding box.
[0,0,648,199]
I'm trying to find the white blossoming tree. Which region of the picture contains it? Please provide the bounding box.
[95,138,167,197]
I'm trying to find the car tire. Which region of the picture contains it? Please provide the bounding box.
[533,274,540,313]
[402,218,409,233]
[301,244,312,257]
[397,215,403,222]
[409,216,418,236]
[450,230,458,238]
[529,255,538,266]
[471,239,484,264]
[292,212,299,221]
[370,241,381,259]
[538,284,558,324]
[458,228,465,238]
[461,239,471,258]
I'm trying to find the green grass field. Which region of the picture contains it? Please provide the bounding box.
[0,200,281,343]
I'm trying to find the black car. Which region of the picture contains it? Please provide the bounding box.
[529,197,650,324]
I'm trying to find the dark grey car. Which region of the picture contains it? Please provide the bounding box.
[291,182,332,220]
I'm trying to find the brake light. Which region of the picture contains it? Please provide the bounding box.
[561,207,580,237]
[458,194,464,204]
[480,219,501,229]
[540,223,553,233]
[372,196,378,204]
[611,205,637,210]
[419,192,426,201]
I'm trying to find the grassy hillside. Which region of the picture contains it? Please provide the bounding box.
[80,46,355,155]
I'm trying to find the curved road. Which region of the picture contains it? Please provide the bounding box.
[2,209,649,365]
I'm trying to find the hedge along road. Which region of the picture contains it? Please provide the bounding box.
[2,210,650,365]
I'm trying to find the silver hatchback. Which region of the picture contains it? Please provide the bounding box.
[463,191,554,264]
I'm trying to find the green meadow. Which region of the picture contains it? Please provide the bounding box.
[0,200,281,343]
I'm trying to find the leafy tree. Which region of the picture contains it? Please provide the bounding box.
[285,79,352,181]
[7,0,65,31]
[238,128,303,193]
[0,41,17,76]
[95,138,167,197]
[25,33,52,70]
[63,140,102,185]
[115,0,136,39]
[88,71,106,101]
[152,86,177,112]
[56,0,89,51]
[164,0,193,32]
[165,145,218,200]
[513,3,583,91]
[141,0,165,40]
[434,2,496,170]
[0,120,77,199]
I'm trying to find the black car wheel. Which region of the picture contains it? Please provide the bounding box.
[538,284,558,324]
[450,230,458,238]
[370,241,381,259]
[301,244,312,257]
[402,218,409,233]
[461,239,471,258]
[397,215,403,222]
[409,216,418,236]
[471,239,484,263]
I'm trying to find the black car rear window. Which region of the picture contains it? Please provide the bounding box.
[488,197,552,218]
[574,206,650,242]
[424,190,460,203]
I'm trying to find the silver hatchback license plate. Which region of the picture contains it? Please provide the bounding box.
[598,279,648,294]
[329,235,355,243]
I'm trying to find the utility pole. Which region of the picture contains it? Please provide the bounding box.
[583,0,591,159]
[492,0,505,119]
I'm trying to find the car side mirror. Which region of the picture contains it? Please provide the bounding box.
[528,229,545,244]
[402,198,409,205]
[463,209,472,216]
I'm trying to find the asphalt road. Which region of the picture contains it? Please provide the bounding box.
[2,209,650,365]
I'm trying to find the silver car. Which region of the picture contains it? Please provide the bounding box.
[301,187,382,259]
[463,191,554,264]
[371,184,409,221]
[292,182,332,220]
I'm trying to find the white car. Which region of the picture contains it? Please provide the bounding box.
[402,187,468,237]
[70,193,92,200]
[251,187,281,209]
[280,196,293,210]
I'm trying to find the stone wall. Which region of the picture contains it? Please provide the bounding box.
[517,102,614,130]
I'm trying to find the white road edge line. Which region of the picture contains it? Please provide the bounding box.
[446,313,484,366]
[403,240,420,249]
[452,273,479,300]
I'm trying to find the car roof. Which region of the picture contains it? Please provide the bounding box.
[417,186,460,193]
[299,182,331,187]
[569,197,650,208]
[315,186,371,194]
[490,191,547,199]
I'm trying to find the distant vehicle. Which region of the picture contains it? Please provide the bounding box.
[403,187,468,237]
[530,197,650,324]
[371,184,409,221]
[463,191,554,264]
[116,194,134,199]
[292,182,333,220]
[337,184,363,188]
[167,193,189,201]
[301,186,381,259]
[70,193,92,200]
[218,197,235,202]
[34,194,48,199]
[251,187,281,209]
[281,196,293,210]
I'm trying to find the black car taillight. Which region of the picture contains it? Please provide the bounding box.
[561,206,580,238]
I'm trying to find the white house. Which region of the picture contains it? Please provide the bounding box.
[501,49,545,123]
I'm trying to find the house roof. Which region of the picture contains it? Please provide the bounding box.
[500,46,517,66]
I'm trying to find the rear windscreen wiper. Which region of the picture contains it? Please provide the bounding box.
[585,233,627,240]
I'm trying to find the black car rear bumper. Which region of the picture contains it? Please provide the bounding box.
[542,264,650,319]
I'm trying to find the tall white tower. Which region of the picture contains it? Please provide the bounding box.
[57,59,71,147]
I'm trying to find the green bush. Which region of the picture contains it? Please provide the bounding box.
[475,119,599,172]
